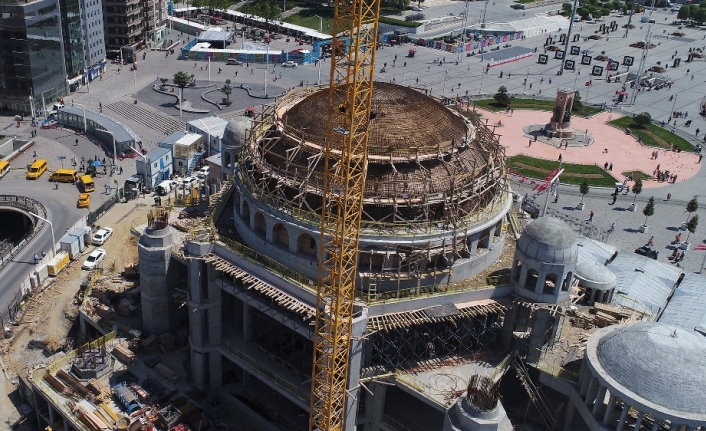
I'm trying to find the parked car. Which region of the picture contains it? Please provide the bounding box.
[180,176,199,190]
[226,59,242,65]
[92,227,114,246]
[197,166,210,178]
[281,61,297,68]
[83,248,106,270]
[77,193,91,208]
[156,180,178,196]
[412,5,422,11]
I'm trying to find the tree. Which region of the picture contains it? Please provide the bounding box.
[677,7,689,19]
[562,2,573,14]
[225,79,232,87]
[631,178,643,204]
[694,8,706,23]
[643,196,655,225]
[494,86,510,106]
[173,71,191,102]
[633,112,652,126]
[223,86,232,101]
[577,7,590,18]
[685,196,699,223]
[579,179,590,203]
[160,77,168,87]
[686,214,699,242]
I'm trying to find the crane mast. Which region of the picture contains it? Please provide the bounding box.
[309,0,381,429]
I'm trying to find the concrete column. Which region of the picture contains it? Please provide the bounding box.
[289,230,299,253]
[487,226,497,250]
[534,271,546,295]
[584,377,599,406]
[265,218,274,243]
[500,304,518,350]
[139,226,174,335]
[469,236,479,255]
[634,412,645,430]
[209,349,222,391]
[592,385,607,416]
[344,309,369,431]
[249,209,256,230]
[615,403,630,431]
[242,300,250,341]
[651,418,661,431]
[208,277,222,346]
[577,361,588,388]
[518,265,528,287]
[367,382,388,431]
[562,399,576,431]
[603,392,617,425]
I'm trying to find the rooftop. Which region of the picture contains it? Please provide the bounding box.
[59,107,139,143]
[187,116,229,139]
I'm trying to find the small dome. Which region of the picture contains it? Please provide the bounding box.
[517,217,577,264]
[591,322,706,416]
[222,117,252,149]
[575,261,616,288]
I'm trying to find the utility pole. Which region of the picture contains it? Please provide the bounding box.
[630,26,651,105]
[559,0,580,75]
[457,0,469,64]
[625,1,637,38]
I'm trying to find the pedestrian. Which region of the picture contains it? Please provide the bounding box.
[34,253,39,264]
[41,250,46,258]
[529,139,533,147]
[609,163,613,171]
[611,194,617,205]
[647,236,654,246]
[608,222,615,234]
[667,193,671,200]
[554,193,559,203]
[235,70,238,77]
[604,162,609,170]
[558,154,562,162]
[699,154,703,163]
[75,138,78,146]
[588,210,594,222]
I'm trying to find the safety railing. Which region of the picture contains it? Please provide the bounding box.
[219,337,310,403]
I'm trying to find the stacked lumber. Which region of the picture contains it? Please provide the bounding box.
[593,303,631,320]
[75,404,110,431]
[160,333,177,351]
[594,311,618,328]
[113,344,135,365]
[143,334,160,354]
[56,370,92,399]
[44,373,68,394]
[155,363,179,383]
[87,379,104,396]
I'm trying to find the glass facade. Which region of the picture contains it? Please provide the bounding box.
[0,0,67,116]
[59,0,84,79]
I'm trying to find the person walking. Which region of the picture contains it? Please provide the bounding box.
[74,138,78,146]
[554,193,559,203]
[608,222,615,234]
[699,153,703,163]
[34,253,39,264]
[588,210,594,222]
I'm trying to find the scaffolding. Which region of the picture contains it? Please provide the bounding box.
[238,83,508,236]
[365,301,507,370]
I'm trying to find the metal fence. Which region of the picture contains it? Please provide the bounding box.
[87,188,123,225]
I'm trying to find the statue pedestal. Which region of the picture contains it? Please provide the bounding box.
[544,121,575,139]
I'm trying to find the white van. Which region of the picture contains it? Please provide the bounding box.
[197,166,210,178]
[156,180,177,196]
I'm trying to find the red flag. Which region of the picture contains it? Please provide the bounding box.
[695,244,706,251]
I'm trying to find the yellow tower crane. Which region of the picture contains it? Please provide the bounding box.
[309,0,381,430]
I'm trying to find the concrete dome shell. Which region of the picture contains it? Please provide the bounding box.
[222,117,252,149]
[575,261,617,287]
[591,322,706,416]
[516,217,577,264]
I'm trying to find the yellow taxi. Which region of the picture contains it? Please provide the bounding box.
[77,193,91,208]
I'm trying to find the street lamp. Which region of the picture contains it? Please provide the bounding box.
[75,103,87,134]
[481,0,489,27]
[314,15,323,33]
[28,212,55,257]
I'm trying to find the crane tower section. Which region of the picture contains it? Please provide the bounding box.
[309,0,381,429]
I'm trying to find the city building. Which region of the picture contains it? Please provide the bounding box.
[0,0,67,116]
[186,116,229,156]
[158,131,204,176]
[136,146,173,190]
[144,0,167,46]
[59,0,86,93]
[79,0,107,78]
[102,0,145,61]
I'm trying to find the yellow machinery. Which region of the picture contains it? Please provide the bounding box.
[309,0,381,429]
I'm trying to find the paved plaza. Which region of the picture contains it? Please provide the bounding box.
[2,0,706,271]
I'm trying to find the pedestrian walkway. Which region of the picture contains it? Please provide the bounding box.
[477,108,701,188]
[106,101,185,136]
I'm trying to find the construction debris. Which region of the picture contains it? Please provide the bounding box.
[154,363,179,383]
[112,344,135,365]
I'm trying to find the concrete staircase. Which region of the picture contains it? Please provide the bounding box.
[105,101,185,137]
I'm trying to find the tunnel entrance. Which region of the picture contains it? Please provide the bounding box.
[0,209,34,255]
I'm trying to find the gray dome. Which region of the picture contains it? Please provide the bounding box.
[575,261,616,288]
[516,217,577,264]
[222,117,252,150]
[592,323,706,415]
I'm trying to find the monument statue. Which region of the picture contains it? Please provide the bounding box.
[544,89,576,139]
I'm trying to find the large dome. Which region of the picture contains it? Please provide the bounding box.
[590,322,706,416]
[239,83,507,228]
[516,217,577,264]
[282,82,469,154]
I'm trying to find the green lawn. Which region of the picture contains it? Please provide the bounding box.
[507,154,617,187]
[621,170,652,181]
[473,98,602,117]
[283,9,335,35]
[609,116,694,151]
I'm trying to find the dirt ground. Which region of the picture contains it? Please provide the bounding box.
[0,197,151,427]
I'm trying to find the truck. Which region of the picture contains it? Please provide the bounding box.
[124,175,144,199]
